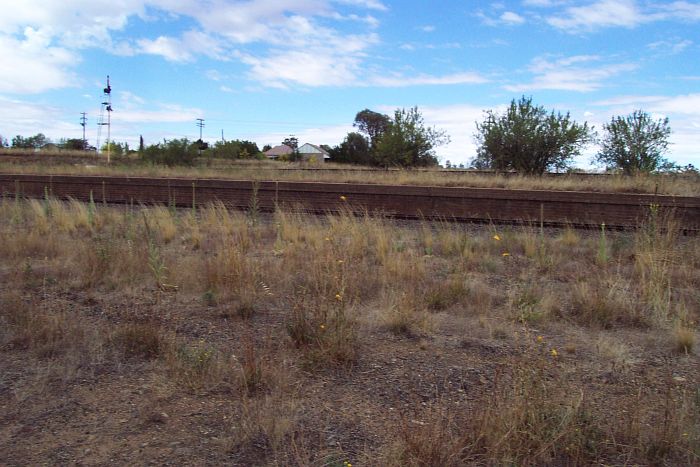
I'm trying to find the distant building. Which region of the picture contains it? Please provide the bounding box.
[40,143,60,152]
[263,144,294,160]
[297,143,330,162]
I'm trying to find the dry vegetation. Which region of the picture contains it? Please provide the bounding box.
[1,195,699,465]
[1,149,699,196]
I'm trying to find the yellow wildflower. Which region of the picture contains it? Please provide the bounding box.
[335,293,342,301]
[493,234,501,241]
[502,252,510,257]
[340,195,347,201]
[320,324,325,330]
[324,237,331,241]
[337,259,344,264]
[537,335,544,343]
[550,348,558,357]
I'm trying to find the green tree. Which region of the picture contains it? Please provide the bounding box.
[329,132,371,165]
[101,141,127,157]
[12,133,48,149]
[473,96,592,175]
[595,110,673,174]
[60,138,88,150]
[282,136,298,150]
[142,138,196,166]
[354,109,391,149]
[373,107,449,168]
[212,140,260,159]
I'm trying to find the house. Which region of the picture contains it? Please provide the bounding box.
[297,143,330,162]
[264,144,294,160]
[40,143,60,152]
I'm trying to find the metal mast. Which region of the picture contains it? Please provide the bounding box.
[97,76,113,162]
[80,112,87,150]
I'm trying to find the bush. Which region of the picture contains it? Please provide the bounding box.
[142,138,196,166]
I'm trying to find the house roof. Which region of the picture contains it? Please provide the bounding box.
[264,144,294,157]
[298,143,330,157]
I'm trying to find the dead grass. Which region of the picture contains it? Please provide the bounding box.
[0,196,698,465]
[2,151,699,196]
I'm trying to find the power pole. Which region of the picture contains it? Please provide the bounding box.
[80,112,87,150]
[196,118,205,156]
[196,118,205,140]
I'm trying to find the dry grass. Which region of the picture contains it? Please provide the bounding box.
[1,196,698,465]
[2,150,699,196]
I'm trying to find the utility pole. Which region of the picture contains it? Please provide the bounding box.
[80,112,87,150]
[196,118,205,156]
[196,118,205,140]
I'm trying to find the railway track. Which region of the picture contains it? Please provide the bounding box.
[1,173,699,232]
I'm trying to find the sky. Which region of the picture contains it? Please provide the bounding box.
[0,0,699,169]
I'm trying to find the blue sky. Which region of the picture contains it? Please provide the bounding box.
[1,0,699,168]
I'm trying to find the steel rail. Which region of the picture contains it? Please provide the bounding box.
[1,173,698,233]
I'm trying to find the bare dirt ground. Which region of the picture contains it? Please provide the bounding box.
[1,201,698,466]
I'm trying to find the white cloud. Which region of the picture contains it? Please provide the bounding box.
[644,94,700,117]
[546,0,645,31]
[418,104,491,166]
[373,103,502,166]
[545,0,700,32]
[116,104,204,123]
[522,0,563,6]
[664,1,700,21]
[328,12,380,27]
[588,93,700,166]
[119,91,146,106]
[253,123,354,150]
[505,55,637,92]
[500,11,526,24]
[593,93,700,116]
[136,29,230,62]
[0,95,91,144]
[138,35,193,62]
[420,25,436,32]
[237,48,363,88]
[0,0,387,92]
[334,0,388,11]
[370,72,488,87]
[647,39,693,54]
[0,29,77,93]
[478,9,527,26]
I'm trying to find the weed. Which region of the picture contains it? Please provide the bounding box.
[379,290,432,337]
[571,277,644,328]
[203,289,217,307]
[287,287,357,366]
[425,278,467,311]
[142,213,177,293]
[248,180,260,226]
[597,223,609,266]
[673,326,695,354]
[111,323,165,360]
[238,339,266,395]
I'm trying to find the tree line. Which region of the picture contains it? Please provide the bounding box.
[0,133,264,166]
[329,98,688,174]
[2,97,692,174]
[328,107,449,168]
[471,96,687,175]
